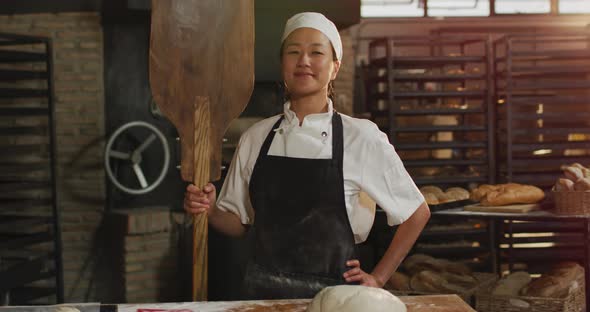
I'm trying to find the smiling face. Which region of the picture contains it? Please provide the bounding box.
[281,28,340,100]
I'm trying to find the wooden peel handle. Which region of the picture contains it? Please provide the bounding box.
[192,96,210,301]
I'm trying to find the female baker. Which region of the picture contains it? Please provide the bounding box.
[184,12,430,299]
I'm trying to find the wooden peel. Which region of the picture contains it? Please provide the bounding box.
[149,0,254,300]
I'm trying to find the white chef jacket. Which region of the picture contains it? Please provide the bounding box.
[216,100,425,243]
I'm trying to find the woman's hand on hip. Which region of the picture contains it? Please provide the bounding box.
[343,259,383,288]
[184,183,217,216]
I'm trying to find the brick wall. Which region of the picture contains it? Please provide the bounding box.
[333,28,355,116]
[0,13,106,302]
[106,208,180,303]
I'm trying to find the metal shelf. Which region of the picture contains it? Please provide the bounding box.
[496,49,590,62]
[413,176,487,185]
[372,73,486,82]
[500,80,590,90]
[0,70,48,81]
[395,141,487,150]
[373,90,486,99]
[6,286,56,303]
[0,216,52,234]
[404,159,487,167]
[392,108,484,115]
[0,88,49,98]
[0,33,63,304]
[499,247,585,261]
[0,50,47,63]
[393,125,486,132]
[499,111,590,121]
[507,142,590,151]
[0,107,49,116]
[0,181,51,193]
[0,232,53,250]
[420,228,488,238]
[496,65,590,78]
[0,126,48,136]
[508,96,590,106]
[509,127,590,135]
[371,55,486,68]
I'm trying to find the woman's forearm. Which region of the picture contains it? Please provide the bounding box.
[208,206,248,237]
[371,202,431,286]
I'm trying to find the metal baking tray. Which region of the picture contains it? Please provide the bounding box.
[428,199,476,212]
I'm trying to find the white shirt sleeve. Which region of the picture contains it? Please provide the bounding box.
[216,132,255,225]
[360,126,425,226]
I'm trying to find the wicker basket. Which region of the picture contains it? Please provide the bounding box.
[475,274,585,312]
[388,272,497,307]
[552,190,590,215]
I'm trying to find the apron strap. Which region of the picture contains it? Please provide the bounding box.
[331,112,344,169]
[258,115,284,160]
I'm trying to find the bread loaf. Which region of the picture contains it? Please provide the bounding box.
[492,271,531,296]
[470,184,497,201]
[446,187,470,200]
[573,178,590,191]
[520,262,584,298]
[480,184,545,206]
[403,254,447,275]
[521,275,571,298]
[423,193,439,205]
[550,261,584,279]
[563,166,585,181]
[421,186,470,204]
[420,186,444,196]
[441,271,477,286]
[386,271,411,291]
[441,260,472,276]
[410,270,467,293]
[554,178,574,191]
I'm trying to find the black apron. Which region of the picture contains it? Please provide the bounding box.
[243,112,358,300]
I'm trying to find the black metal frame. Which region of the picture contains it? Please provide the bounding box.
[493,32,590,188]
[360,34,496,273]
[0,32,63,304]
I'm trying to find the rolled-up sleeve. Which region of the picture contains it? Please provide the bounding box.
[216,134,255,225]
[360,129,425,226]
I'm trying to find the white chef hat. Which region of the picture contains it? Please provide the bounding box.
[281,12,342,61]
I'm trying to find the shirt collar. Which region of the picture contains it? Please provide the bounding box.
[283,99,334,127]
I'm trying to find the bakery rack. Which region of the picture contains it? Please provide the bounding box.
[0,33,63,304]
[494,32,590,189]
[358,34,496,273]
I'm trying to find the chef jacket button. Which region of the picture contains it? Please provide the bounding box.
[278,129,283,134]
[321,131,327,137]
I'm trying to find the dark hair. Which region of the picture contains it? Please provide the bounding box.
[280,42,338,103]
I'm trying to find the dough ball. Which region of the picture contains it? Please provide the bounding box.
[308,285,406,312]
